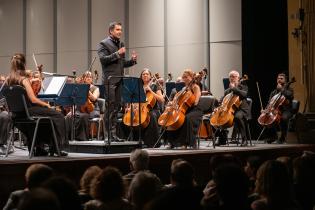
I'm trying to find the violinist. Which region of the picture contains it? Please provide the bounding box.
[6,53,67,156]
[266,73,294,144]
[166,69,203,149]
[123,68,164,147]
[217,70,249,146]
[65,71,100,141]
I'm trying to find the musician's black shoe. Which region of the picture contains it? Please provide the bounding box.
[215,141,226,146]
[240,140,248,147]
[49,150,68,157]
[267,135,277,144]
[276,135,286,144]
[34,147,48,156]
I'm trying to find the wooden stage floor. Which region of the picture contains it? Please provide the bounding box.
[1,140,315,208]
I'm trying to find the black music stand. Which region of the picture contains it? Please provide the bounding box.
[55,83,89,141]
[121,77,146,147]
[165,82,185,98]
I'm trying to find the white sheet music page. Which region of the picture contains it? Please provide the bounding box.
[45,76,66,95]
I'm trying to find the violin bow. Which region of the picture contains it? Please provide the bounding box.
[256,82,264,111]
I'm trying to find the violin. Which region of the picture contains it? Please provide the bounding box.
[158,73,199,130]
[257,77,296,127]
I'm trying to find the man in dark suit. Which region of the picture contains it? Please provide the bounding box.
[216,70,249,146]
[98,22,137,141]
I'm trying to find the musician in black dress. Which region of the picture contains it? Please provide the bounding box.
[98,22,137,141]
[124,68,165,147]
[220,70,249,146]
[6,53,67,156]
[166,69,203,149]
[65,71,100,141]
[266,73,294,143]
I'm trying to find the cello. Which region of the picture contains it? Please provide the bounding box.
[257,77,296,127]
[158,73,199,130]
[210,75,248,129]
[123,89,156,129]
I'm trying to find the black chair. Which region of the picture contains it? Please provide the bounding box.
[229,98,253,146]
[2,85,61,158]
[287,99,300,133]
[196,95,218,148]
[89,98,106,140]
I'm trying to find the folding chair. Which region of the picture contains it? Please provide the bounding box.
[2,85,60,158]
[89,98,106,140]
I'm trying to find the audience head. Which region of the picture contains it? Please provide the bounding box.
[213,163,249,206]
[255,160,293,205]
[17,188,60,210]
[128,171,162,210]
[244,156,263,179]
[79,165,101,194]
[210,154,242,177]
[90,166,125,202]
[43,176,82,210]
[130,149,150,172]
[25,164,54,190]
[170,159,195,187]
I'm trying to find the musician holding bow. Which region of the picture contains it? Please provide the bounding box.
[165,69,203,149]
[266,73,294,144]
[65,71,100,141]
[217,70,249,146]
[123,68,164,147]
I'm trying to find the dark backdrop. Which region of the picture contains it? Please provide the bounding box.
[242,0,289,138]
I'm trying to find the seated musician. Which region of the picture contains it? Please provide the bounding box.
[65,71,100,141]
[166,69,203,149]
[6,53,67,156]
[217,70,249,146]
[0,74,13,155]
[124,68,164,147]
[266,73,294,144]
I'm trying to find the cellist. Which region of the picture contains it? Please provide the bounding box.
[123,68,164,147]
[166,69,202,149]
[265,73,294,143]
[216,70,249,146]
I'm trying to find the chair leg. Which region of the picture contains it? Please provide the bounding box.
[29,120,40,158]
[97,120,101,140]
[102,119,106,142]
[49,119,61,157]
[247,123,252,146]
[5,127,15,157]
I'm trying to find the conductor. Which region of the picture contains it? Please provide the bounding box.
[98,22,137,141]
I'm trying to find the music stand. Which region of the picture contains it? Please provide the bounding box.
[121,77,146,147]
[55,83,89,141]
[165,82,185,98]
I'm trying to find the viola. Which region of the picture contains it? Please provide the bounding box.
[257,77,296,127]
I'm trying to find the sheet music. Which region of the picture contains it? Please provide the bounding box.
[44,76,66,95]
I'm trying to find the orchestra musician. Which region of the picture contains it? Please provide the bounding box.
[98,21,137,141]
[266,73,294,144]
[166,69,203,149]
[65,71,100,141]
[217,70,249,146]
[6,53,67,156]
[0,74,12,155]
[124,68,165,147]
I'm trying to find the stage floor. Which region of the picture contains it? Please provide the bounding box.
[1,140,314,162]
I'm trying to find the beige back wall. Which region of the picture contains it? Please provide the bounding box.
[0,0,242,94]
